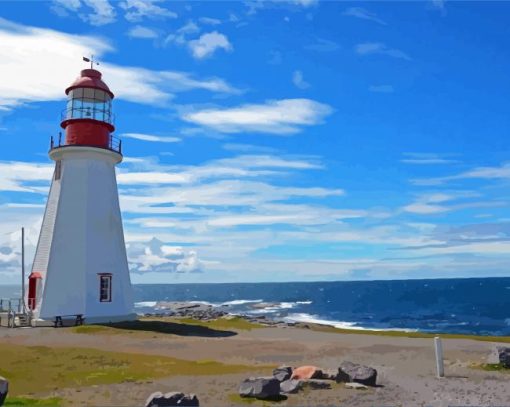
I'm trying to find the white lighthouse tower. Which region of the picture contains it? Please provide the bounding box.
[28,64,135,324]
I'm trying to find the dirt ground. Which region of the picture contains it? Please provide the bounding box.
[1,321,510,407]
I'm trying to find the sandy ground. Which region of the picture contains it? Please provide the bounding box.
[1,321,510,407]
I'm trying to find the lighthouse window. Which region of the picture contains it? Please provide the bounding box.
[99,274,112,302]
[66,88,113,125]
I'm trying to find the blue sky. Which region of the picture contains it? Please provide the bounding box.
[1,0,510,284]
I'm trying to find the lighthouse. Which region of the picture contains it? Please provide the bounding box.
[28,64,135,324]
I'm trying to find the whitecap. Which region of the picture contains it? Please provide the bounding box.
[221,299,264,306]
[283,313,416,332]
[134,301,157,308]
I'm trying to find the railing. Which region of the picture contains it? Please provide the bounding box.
[61,107,115,126]
[0,298,22,313]
[50,133,122,155]
[0,298,32,328]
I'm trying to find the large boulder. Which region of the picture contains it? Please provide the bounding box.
[273,366,292,382]
[291,366,323,380]
[239,377,280,400]
[489,347,510,368]
[280,379,302,394]
[0,376,7,407]
[338,361,377,387]
[145,391,199,407]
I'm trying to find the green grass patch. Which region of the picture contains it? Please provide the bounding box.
[475,363,510,372]
[303,323,510,343]
[4,396,63,406]
[0,344,259,396]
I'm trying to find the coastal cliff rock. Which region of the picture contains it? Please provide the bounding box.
[145,391,199,407]
[0,376,7,406]
[489,346,510,368]
[273,366,293,382]
[338,361,377,386]
[239,377,280,399]
[291,366,323,380]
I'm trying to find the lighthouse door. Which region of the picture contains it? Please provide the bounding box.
[28,272,42,310]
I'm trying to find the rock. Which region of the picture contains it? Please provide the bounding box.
[0,376,8,406]
[291,366,323,380]
[145,391,199,407]
[489,346,510,368]
[273,366,292,382]
[345,382,368,390]
[338,361,377,387]
[239,377,280,399]
[280,379,302,394]
[317,369,342,381]
[302,380,332,390]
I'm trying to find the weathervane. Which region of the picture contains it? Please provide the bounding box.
[82,55,99,69]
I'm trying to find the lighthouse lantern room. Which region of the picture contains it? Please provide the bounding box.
[29,64,135,324]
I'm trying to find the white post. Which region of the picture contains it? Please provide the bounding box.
[434,336,444,378]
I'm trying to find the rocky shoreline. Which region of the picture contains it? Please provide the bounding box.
[141,301,302,328]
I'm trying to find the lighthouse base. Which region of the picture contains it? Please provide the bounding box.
[31,313,137,327]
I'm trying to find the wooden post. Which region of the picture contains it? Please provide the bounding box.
[434,336,444,378]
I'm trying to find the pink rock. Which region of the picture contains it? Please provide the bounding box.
[291,366,323,380]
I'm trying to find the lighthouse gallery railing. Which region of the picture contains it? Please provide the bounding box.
[50,133,122,155]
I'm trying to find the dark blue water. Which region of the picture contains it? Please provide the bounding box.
[132,278,510,336]
[3,278,510,335]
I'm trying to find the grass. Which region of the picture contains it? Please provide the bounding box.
[303,323,510,344]
[4,397,63,406]
[475,363,510,372]
[0,344,260,397]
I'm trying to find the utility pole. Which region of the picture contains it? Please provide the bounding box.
[21,227,25,313]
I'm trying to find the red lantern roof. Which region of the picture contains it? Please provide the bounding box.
[65,69,114,99]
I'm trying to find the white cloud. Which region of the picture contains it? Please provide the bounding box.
[188,31,233,59]
[127,25,158,39]
[291,0,318,6]
[355,42,411,61]
[0,161,53,193]
[412,162,510,186]
[401,153,459,165]
[292,70,310,89]
[119,0,177,21]
[369,85,394,93]
[305,37,340,52]
[122,133,181,143]
[199,17,221,25]
[182,98,333,134]
[52,0,116,25]
[128,238,202,273]
[343,7,386,25]
[82,0,116,25]
[52,0,81,12]
[0,18,239,109]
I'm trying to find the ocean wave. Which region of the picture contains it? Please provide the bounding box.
[134,301,158,308]
[283,313,416,332]
[221,299,264,306]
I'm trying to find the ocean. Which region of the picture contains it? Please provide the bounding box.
[2,277,510,335]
